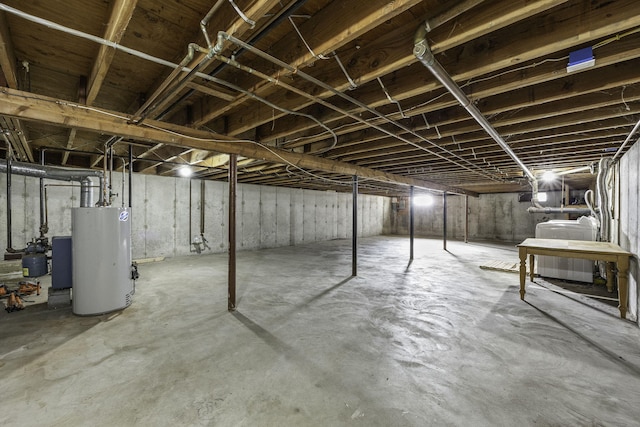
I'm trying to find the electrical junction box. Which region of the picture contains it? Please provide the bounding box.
[567,46,595,73]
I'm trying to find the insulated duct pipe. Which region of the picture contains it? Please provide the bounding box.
[413,25,536,185]
[527,163,596,214]
[596,157,612,242]
[0,159,104,207]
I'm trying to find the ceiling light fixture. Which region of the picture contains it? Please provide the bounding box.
[541,171,556,182]
[413,194,434,207]
[178,167,192,178]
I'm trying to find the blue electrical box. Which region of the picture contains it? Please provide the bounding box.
[52,236,72,289]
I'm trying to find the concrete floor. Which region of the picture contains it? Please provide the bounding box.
[1,236,640,426]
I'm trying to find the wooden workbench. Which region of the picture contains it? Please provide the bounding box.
[517,238,631,319]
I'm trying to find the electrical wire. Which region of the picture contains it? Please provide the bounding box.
[220,32,501,182]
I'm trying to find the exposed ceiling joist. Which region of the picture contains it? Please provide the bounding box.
[0,87,477,196]
[0,10,33,162]
[1,0,639,195]
[87,0,138,105]
[0,10,17,89]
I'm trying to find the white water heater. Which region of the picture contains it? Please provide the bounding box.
[72,207,134,315]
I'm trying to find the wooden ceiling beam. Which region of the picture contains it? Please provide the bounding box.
[361,138,620,173]
[260,0,640,146]
[215,0,571,137]
[138,145,193,173]
[336,101,639,167]
[137,0,283,123]
[0,10,18,89]
[0,87,477,196]
[322,63,640,160]
[86,0,138,105]
[349,126,629,165]
[186,82,235,102]
[63,0,138,165]
[323,100,638,176]
[0,11,34,162]
[193,0,425,127]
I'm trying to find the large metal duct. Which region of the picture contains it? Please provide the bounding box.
[0,159,104,207]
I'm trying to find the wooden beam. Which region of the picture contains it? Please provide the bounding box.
[186,82,235,102]
[199,153,231,168]
[90,154,103,168]
[0,12,33,162]
[61,128,77,165]
[63,0,137,165]
[0,87,478,196]
[139,0,283,121]
[0,10,17,89]
[193,0,425,127]
[144,148,224,176]
[86,0,138,105]
[196,0,569,133]
[272,21,640,148]
[325,59,640,159]
[188,149,213,164]
[256,0,637,144]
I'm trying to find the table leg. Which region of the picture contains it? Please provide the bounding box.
[617,256,629,319]
[518,247,527,300]
[606,262,615,293]
[529,254,535,282]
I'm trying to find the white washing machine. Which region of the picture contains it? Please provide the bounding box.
[535,216,598,283]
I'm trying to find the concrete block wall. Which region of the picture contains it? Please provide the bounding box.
[618,144,640,325]
[0,173,389,260]
[390,191,572,243]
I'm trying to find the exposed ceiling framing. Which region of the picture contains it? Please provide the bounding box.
[0,0,639,197]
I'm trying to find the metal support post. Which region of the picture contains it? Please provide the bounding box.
[128,145,133,208]
[352,175,358,277]
[443,192,447,251]
[464,195,469,243]
[228,154,237,311]
[410,186,414,260]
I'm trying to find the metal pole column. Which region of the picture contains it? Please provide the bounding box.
[443,192,447,251]
[228,154,237,311]
[6,147,11,250]
[410,186,414,261]
[128,145,133,208]
[200,179,205,235]
[464,195,469,243]
[39,150,45,237]
[352,175,358,277]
